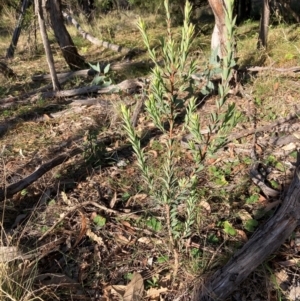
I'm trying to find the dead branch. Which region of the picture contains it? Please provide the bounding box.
[246,66,300,73]
[6,0,31,59]
[37,78,144,99]
[281,1,300,23]
[193,155,300,301]
[62,10,134,56]
[32,68,97,81]
[0,76,71,109]
[0,136,114,202]
[0,78,144,109]
[35,0,60,90]
[226,107,300,143]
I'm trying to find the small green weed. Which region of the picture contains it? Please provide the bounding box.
[221,220,237,236]
[89,62,112,87]
[20,189,28,196]
[146,217,162,232]
[157,255,169,263]
[246,194,259,204]
[146,276,159,289]
[266,155,285,172]
[244,219,258,232]
[208,166,228,186]
[121,192,131,202]
[93,215,106,228]
[207,233,219,244]
[124,272,133,281]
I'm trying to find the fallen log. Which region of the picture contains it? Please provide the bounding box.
[246,66,300,73]
[192,152,300,301]
[37,78,145,99]
[62,10,135,56]
[0,78,144,109]
[32,68,97,82]
[0,75,74,109]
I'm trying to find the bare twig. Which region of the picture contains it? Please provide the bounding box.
[226,107,300,143]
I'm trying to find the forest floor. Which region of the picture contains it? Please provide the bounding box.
[1,7,300,301]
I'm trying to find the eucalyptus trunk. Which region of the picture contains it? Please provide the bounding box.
[49,0,86,70]
[258,0,270,48]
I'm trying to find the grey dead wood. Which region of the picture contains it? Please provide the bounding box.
[0,78,144,109]
[0,76,71,109]
[226,107,300,143]
[37,78,144,99]
[33,100,112,121]
[62,10,133,56]
[131,92,146,127]
[35,0,60,91]
[281,0,300,23]
[245,66,300,73]
[192,153,300,301]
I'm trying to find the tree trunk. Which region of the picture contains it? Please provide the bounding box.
[6,0,31,59]
[192,156,300,301]
[35,0,60,91]
[208,0,228,58]
[48,0,86,70]
[258,0,270,48]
